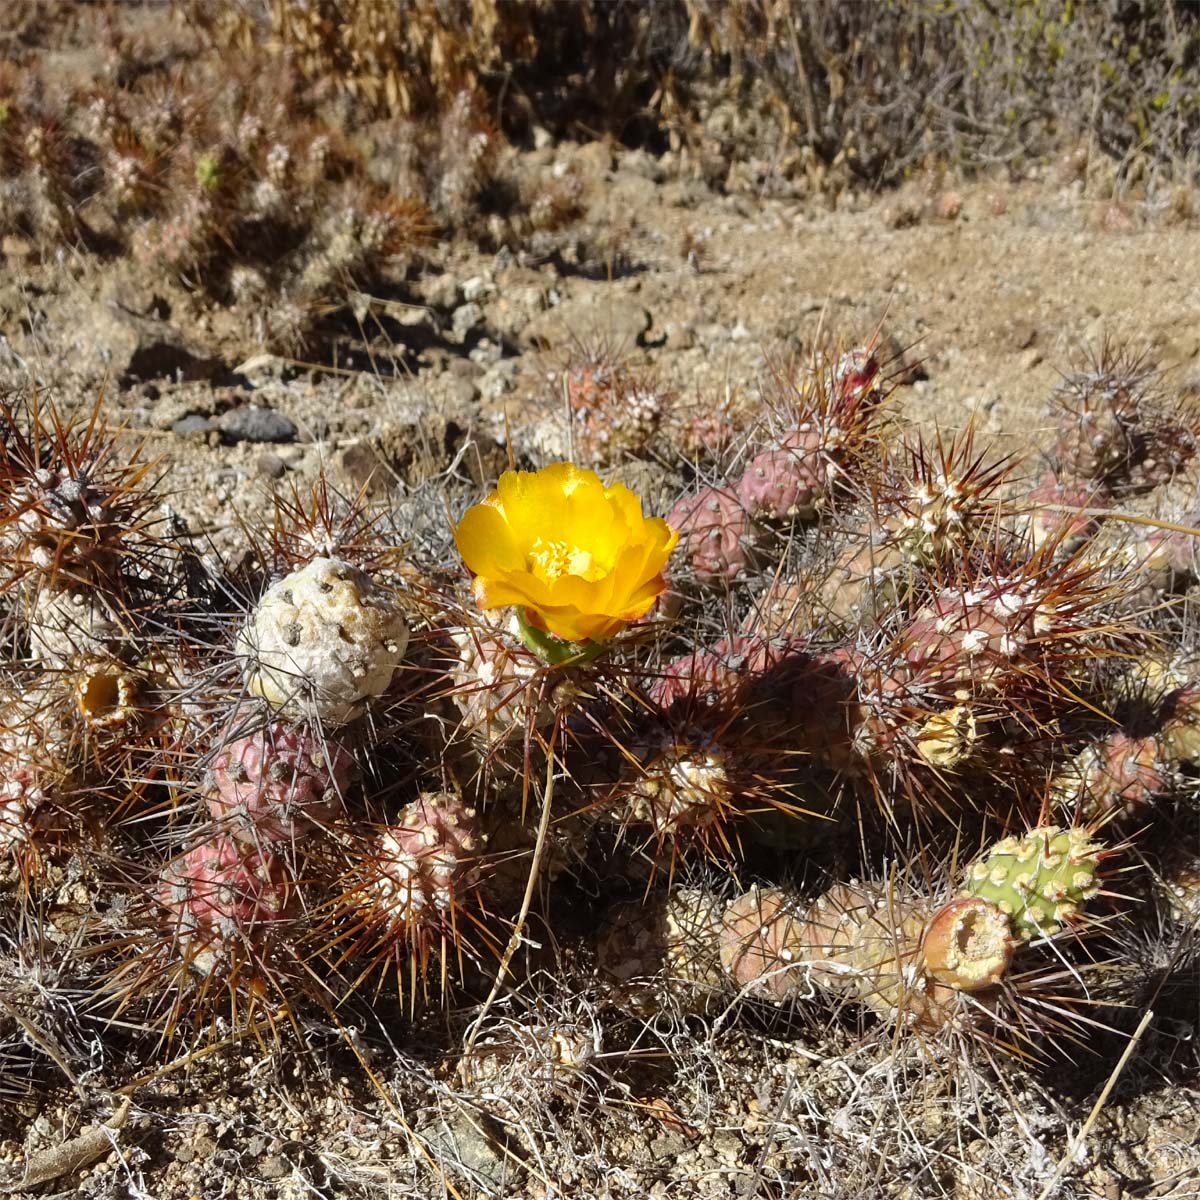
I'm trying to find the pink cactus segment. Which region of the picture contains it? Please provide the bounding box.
[651,635,795,711]
[1027,473,1107,550]
[1076,732,1169,817]
[159,834,293,974]
[667,485,758,582]
[900,580,1072,692]
[736,429,826,521]
[363,793,483,929]
[204,722,354,842]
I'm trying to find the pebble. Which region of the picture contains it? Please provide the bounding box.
[665,323,696,350]
[256,452,288,479]
[258,1155,289,1180]
[216,406,297,444]
[480,360,517,399]
[172,415,214,435]
[452,302,484,338]
[461,275,495,303]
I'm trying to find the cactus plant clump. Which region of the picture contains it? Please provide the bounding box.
[961,825,1104,940]
[237,556,410,724]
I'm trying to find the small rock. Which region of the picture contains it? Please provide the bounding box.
[452,302,484,338]
[258,1155,289,1180]
[1020,346,1044,370]
[233,353,287,380]
[171,415,214,436]
[480,360,517,399]
[665,323,696,351]
[216,406,297,444]
[620,148,666,183]
[523,291,651,351]
[415,272,460,310]
[461,275,495,303]
[447,376,480,406]
[77,301,222,383]
[420,1113,523,1190]
[256,451,288,479]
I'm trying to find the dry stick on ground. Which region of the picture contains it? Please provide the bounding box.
[0,1098,130,1194]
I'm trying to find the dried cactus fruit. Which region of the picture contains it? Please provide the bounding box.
[158,835,294,977]
[237,556,410,724]
[204,720,354,843]
[914,705,979,769]
[72,658,142,731]
[961,826,1103,940]
[920,896,1015,992]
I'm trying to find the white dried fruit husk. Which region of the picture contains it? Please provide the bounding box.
[915,705,978,768]
[237,557,409,724]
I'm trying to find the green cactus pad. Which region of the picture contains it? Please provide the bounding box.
[962,825,1103,940]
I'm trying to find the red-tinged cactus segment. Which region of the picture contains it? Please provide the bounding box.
[666,486,759,583]
[1158,685,1200,767]
[1026,473,1107,552]
[896,556,1121,698]
[158,836,294,977]
[718,882,961,1027]
[718,885,812,1005]
[337,793,486,979]
[668,343,890,585]
[204,720,354,843]
[736,431,826,521]
[1051,732,1171,819]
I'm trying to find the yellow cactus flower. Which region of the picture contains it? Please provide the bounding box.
[454,462,678,645]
